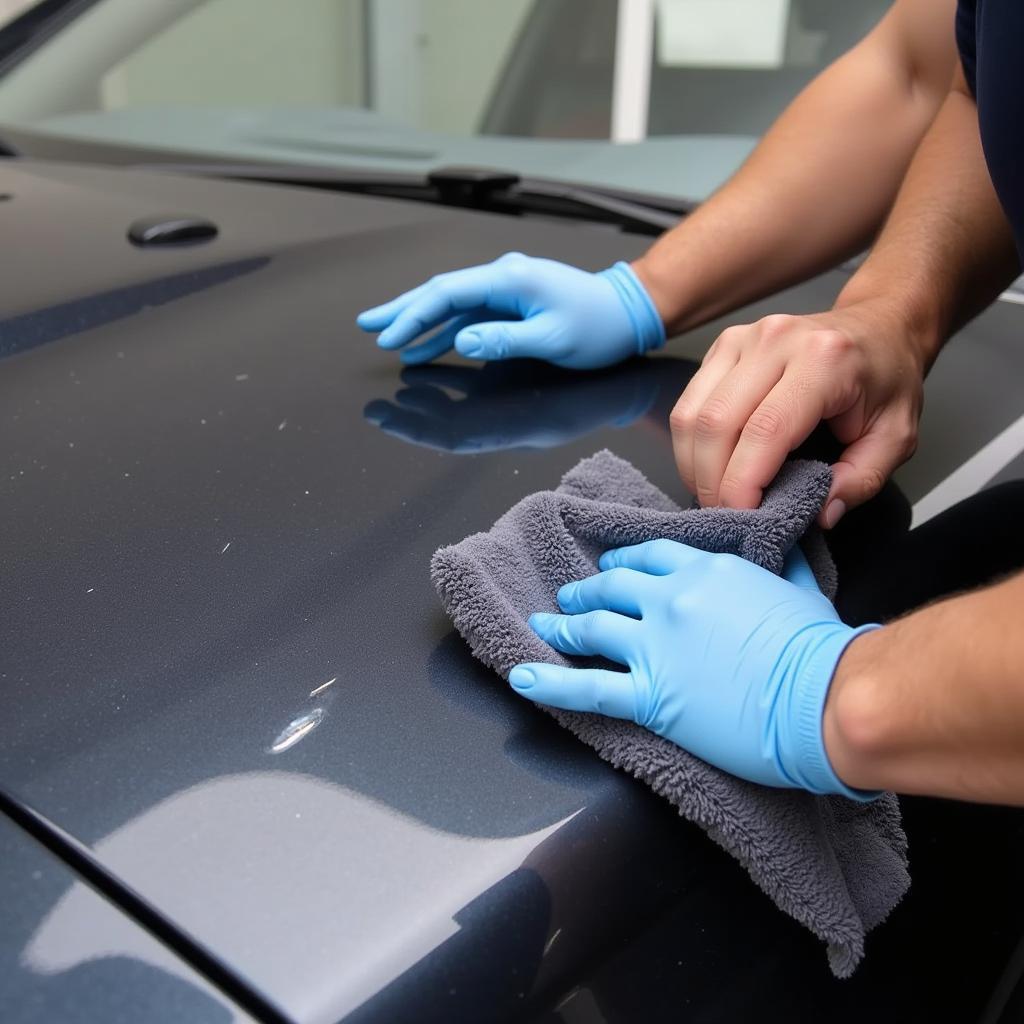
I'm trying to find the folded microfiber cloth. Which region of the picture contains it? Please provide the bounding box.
[431,450,909,977]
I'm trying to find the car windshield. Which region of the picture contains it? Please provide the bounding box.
[0,0,889,201]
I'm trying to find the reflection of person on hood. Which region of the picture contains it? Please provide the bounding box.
[360,0,1024,807]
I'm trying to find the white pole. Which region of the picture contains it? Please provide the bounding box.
[611,0,655,143]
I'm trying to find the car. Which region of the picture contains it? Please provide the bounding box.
[1,2,1023,1022]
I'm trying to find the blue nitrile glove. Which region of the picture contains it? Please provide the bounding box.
[356,252,665,369]
[508,540,880,799]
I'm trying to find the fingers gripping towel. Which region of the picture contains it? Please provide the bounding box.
[431,450,909,977]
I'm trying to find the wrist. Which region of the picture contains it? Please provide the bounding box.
[629,256,690,335]
[601,261,666,354]
[821,625,893,793]
[833,274,945,373]
[781,623,883,800]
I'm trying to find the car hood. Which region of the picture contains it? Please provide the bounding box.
[0,156,721,1024]
[2,157,1023,1023]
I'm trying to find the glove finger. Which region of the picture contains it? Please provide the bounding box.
[454,312,567,362]
[557,567,650,617]
[400,312,482,366]
[356,280,433,331]
[376,267,508,351]
[781,546,822,593]
[598,538,699,576]
[527,609,636,664]
[508,663,638,721]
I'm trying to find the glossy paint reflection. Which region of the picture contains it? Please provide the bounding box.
[25,771,585,1024]
[364,357,699,454]
[0,816,249,1024]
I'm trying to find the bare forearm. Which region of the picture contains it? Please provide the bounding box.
[835,68,1020,369]
[633,0,956,334]
[825,572,1024,805]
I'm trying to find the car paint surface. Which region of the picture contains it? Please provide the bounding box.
[0,813,254,1023]
[1,157,1023,1023]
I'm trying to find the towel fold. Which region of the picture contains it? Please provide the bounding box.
[431,450,909,977]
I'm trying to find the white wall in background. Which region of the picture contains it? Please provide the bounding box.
[3,0,534,137]
[0,0,36,27]
[97,0,531,135]
[656,0,790,69]
[417,0,532,134]
[102,0,366,108]
[369,0,532,133]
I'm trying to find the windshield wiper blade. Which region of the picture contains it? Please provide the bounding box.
[134,161,691,236]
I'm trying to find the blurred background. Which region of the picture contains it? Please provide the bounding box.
[0,0,889,201]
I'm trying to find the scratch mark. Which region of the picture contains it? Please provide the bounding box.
[86,588,94,594]
[221,542,231,554]
[269,709,324,754]
[278,419,287,431]
[309,677,337,698]
[235,373,249,382]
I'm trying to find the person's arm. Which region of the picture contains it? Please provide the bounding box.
[670,60,1021,527]
[633,0,958,332]
[357,0,956,374]
[825,570,1024,805]
[509,540,1024,807]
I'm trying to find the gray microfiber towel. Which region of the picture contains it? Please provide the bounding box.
[431,450,909,977]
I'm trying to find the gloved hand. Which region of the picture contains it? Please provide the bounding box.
[356,252,665,369]
[508,540,880,798]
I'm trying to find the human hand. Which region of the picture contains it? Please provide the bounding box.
[509,539,879,797]
[356,252,665,369]
[669,302,925,527]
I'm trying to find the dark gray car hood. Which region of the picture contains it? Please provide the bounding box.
[2,158,1023,1023]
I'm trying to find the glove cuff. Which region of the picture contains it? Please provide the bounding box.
[599,262,667,355]
[787,623,883,802]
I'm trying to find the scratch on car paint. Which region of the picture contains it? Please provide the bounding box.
[543,928,562,956]
[309,677,337,698]
[278,419,287,431]
[221,542,232,554]
[269,708,324,754]
[235,373,249,381]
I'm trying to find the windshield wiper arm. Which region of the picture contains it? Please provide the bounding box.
[134,162,691,236]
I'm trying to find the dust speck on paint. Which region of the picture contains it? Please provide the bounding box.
[278,420,287,431]
[221,542,232,554]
